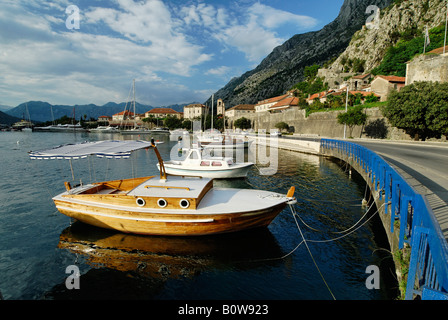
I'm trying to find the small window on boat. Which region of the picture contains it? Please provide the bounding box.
[179,199,190,208]
[212,161,222,166]
[136,198,146,207]
[157,198,167,208]
[200,161,210,166]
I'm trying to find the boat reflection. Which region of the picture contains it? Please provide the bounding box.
[58,221,285,279]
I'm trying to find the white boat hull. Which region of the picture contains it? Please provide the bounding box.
[160,162,253,178]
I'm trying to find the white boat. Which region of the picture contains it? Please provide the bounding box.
[89,126,119,133]
[199,135,252,150]
[41,123,87,132]
[29,139,295,236]
[150,127,170,134]
[158,148,254,178]
[170,129,189,136]
[120,127,150,135]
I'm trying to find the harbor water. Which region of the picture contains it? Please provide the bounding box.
[0,131,399,300]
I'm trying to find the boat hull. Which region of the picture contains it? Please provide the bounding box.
[160,163,253,178]
[53,199,285,236]
[53,187,287,236]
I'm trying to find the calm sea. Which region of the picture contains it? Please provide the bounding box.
[0,131,398,300]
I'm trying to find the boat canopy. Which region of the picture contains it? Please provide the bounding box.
[29,140,157,160]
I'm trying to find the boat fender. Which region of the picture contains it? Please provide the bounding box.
[179,199,190,209]
[157,198,167,208]
[136,198,146,207]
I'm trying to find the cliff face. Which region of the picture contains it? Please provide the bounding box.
[208,0,392,107]
[328,0,448,74]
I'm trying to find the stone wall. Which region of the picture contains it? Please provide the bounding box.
[233,107,411,140]
[406,54,448,85]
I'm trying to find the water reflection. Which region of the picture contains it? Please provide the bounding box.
[45,222,285,299]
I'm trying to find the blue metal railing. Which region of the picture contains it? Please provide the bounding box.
[321,139,448,300]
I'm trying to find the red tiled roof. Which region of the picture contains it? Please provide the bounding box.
[113,110,134,116]
[255,94,290,106]
[147,108,179,114]
[376,75,406,83]
[307,91,326,100]
[271,96,299,108]
[428,46,448,54]
[352,73,371,79]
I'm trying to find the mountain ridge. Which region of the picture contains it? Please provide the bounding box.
[4,101,193,124]
[206,0,393,107]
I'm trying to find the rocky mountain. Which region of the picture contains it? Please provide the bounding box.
[327,0,448,74]
[5,101,152,123]
[0,111,20,126]
[5,101,191,123]
[207,0,393,107]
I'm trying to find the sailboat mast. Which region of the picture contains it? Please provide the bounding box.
[133,79,136,129]
[211,94,214,131]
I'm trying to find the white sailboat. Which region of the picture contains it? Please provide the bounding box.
[120,79,150,135]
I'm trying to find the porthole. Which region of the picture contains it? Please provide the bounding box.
[136,198,146,207]
[157,198,167,208]
[179,199,190,209]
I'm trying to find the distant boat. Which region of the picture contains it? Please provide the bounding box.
[150,127,170,134]
[89,126,119,133]
[120,127,150,135]
[199,135,252,150]
[33,123,87,132]
[119,79,151,135]
[158,147,254,179]
[29,139,295,236]
[170,129,189,135]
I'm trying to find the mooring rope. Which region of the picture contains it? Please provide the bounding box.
[289,202,336,300]
[294,189,382,235]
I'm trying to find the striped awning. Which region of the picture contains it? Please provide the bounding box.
[29,140,160,160]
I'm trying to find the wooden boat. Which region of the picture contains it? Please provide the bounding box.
[29,139,295,236]
[158,147,254,178]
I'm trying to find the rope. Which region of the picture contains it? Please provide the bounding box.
[289,202,336,300]
[294,189,382,234]
[305,202,386,244]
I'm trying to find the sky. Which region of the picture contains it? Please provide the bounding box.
[0,0,344,108]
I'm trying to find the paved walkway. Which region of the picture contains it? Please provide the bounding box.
[352,139,448,240]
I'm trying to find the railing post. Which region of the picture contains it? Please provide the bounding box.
[406,226,430,300]
[399,195,413,249]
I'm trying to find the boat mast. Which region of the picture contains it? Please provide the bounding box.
[211,94,214,131]
[133,79,136,129]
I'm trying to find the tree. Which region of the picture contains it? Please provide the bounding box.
[275,122,289,132]
[234,117,251,129]
[383,81,448,140]
[181,119,192,130]
[163,115,182,130]
[337,106,368,138]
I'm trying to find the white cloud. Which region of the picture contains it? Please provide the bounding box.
[248,3,317,30]
[177,1,317,63]
[0,0,319,107]
[206,66,231,76]
[0,0,215,106]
